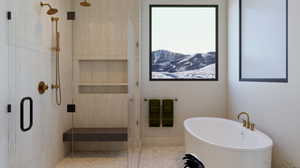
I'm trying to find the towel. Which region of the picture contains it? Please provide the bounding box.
[162,99,174,127]
[149,99,161,127]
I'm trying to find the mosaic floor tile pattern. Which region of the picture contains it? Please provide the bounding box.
[139,146,184,168]
[56,146,184,168]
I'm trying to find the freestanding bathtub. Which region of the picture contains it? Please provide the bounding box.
[184,117,273,168]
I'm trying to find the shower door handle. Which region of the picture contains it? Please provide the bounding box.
[20,97,33,132]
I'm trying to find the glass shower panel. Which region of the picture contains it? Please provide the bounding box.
[0,0,11,167]
[70,0,140,167]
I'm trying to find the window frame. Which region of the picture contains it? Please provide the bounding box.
[149,4,219,81]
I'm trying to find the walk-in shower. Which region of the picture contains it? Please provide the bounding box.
[0,0,141,167]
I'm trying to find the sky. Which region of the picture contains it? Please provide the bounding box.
[152,7,216,55]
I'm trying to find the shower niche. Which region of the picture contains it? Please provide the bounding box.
[78,60,128,94]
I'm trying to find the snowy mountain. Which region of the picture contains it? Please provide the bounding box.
[152,64,216,79]
[151,50,216,79]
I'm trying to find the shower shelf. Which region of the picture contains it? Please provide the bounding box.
[77,58,128,61]
[78,82,128,86]
[63,128,128,142]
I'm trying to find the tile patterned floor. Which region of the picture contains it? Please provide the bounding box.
[55,152,128,168]
[139,146,184,168]
[55,146,184,168]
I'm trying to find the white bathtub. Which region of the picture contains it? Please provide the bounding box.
[184,117,273,168]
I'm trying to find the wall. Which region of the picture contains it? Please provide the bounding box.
[6,0,73,168]
[141,0,228,145]
[228,0,300,167]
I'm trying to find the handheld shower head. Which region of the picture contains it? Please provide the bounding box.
[80,0,91,7]
[40,2,58,15]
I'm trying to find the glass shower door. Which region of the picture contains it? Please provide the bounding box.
[11,0,53,167]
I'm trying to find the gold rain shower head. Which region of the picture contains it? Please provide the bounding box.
[80,0,91,7]
[40,2,58,15]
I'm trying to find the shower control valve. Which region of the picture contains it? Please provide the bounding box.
[38,81,49,94]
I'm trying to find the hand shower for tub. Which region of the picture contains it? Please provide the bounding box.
[51,17,62,105]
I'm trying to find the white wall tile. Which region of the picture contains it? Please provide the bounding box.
[73,0,130,129]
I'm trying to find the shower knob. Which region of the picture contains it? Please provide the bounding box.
[38,81,49,94]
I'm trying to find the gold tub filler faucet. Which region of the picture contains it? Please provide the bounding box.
[237,112,255,131]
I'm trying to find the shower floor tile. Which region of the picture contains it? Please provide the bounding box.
[55,152,128,168]
[55,146,184,168]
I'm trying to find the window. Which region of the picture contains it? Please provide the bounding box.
[150,5,219,81]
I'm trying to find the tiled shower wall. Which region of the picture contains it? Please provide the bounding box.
[73,0,130,128]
